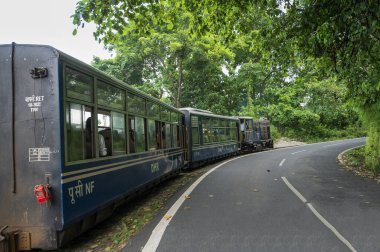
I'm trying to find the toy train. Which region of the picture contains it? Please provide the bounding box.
[0,44,272,251]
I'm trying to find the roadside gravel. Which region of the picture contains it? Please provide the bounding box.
[274,138,306,148]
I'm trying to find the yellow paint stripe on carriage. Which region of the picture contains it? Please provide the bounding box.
[61,151,183,184]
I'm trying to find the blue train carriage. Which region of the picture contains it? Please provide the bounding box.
[180,108,239,168]
[0,43,184,250]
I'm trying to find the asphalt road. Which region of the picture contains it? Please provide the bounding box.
[124,138,380,252]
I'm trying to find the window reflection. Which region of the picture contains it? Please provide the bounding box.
[66,68,93,102]
[112,112,126,155]
[67,103,93,161]
[98,110,111,157]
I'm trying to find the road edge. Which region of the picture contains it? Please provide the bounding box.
[336,145,365,167]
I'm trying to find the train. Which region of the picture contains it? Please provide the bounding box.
[0,44,272,251]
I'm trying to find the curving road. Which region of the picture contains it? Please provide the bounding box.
[124,138,380,252]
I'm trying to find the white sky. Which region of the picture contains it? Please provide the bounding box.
[0,0,113,64]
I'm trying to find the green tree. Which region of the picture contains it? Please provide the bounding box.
[273,1,380,170]
[73,0,370,159]
[85,7,238,113]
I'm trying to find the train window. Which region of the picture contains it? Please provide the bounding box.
[191,116,200,146]
[128,93,146,116]
[224,120,229,127]
[170,112,177,123]
[160,122,166,149]
[147,119,159,150]
[230,126,237,141]
[191,116,198,126]
[165,123,172,148]
[84,108,94,159]
[216,119,222,127]
[202,128,209,143]
[97,81,126,110]
[213,119,218,128]
[147,102,160,119]
[240,119,245,131]
[67,103,82,161]
[173,125,179,148]
[66,103,94,162]
[248,120,253,130]
[219,128,226,141]
[98,110,112,157]
[128,117,136,153]
[161,109,170,122]
[65,68,93,102]
[223,120,229,141]
[202,118,211,144]
[128,116,146,153]
[136,117,146,152]
[213,128,220,143]
[112,112,126,155]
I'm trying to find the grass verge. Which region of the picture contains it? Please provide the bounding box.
[342,146,380,181]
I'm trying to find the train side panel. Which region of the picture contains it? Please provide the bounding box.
[180,108,239,168]
[191,144,238,163]
[60,150,183,228]
[0,44,63,249]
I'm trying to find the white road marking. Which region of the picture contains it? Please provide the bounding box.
[291,150,306,155]
[307,203,357,252]
[281,177,307,203]
[282,177,357,252]
[279,159,286,167]
[324,143,343,147]
[142,155,248,252]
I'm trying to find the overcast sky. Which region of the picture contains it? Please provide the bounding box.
[0,0,113,64]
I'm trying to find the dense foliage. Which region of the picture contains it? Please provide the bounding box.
[73,0,375,169]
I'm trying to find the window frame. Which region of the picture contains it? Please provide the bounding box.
[63,63,181,164]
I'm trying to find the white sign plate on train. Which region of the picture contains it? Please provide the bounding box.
[29,148,50,162]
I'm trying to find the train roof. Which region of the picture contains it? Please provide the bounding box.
[236,116,253,120]
[179,107,238,121]
[1,43,181,113]
[180,107,213,114]
[236,116,270,122]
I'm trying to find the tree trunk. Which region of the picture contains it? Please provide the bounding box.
[175,58,183,108]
